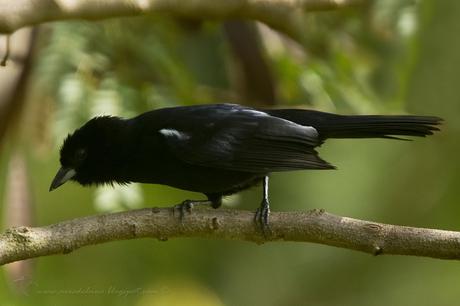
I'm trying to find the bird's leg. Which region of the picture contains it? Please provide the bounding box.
[173,195,222,221]
[254,176,271,234]
[207,194,223,209]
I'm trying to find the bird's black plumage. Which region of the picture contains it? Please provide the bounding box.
[50,103,441,226]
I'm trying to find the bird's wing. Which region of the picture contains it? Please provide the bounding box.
[159,104,334,173]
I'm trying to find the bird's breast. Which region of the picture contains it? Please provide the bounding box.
[125,152,262,194]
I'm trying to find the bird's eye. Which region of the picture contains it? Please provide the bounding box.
[74,148,87,162]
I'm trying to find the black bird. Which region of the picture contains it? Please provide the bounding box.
[50,103,441,227]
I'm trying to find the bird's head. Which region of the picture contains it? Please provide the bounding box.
[49,116,128,191]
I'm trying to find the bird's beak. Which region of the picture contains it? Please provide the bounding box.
[49,167,76,191]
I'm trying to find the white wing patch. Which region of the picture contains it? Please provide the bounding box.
[159,128,190,140]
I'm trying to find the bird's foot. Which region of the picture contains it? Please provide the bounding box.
[173,199,213,222]
[173,200,194,221]
[254,199,271,236]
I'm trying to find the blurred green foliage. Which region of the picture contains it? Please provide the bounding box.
[1,0,460,305]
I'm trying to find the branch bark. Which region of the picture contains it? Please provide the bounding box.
[0,0,366,36]
[1,206,460,265]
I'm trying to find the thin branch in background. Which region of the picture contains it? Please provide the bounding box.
[0,34,10,66]
[0,28,37,147]
[0,0,367,38]
[224,21,277,106]
[3,151,35,292]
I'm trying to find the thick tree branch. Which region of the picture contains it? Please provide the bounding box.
[1,207,460,265]
[0,0,366,36]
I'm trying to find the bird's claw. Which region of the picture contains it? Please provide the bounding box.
[173,200,194,222]
[254,199,271,236]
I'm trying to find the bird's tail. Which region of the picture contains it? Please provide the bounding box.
[266,109,442,140]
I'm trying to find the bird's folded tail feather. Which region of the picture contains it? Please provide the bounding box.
[266,109,442,140]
